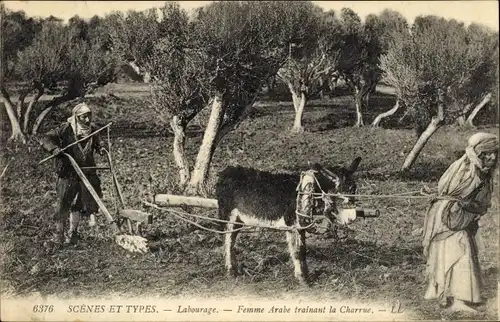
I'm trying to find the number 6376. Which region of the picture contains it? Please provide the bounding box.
[33,305,54,313]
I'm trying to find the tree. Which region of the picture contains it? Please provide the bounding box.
[182,1,296,195]
[337,8,382,127]
[146,2,208,188]
[370,10,409,127]
[1,7,119,140]
[381,16,492,171]
[15,20,68,133]
[104,9,159,83]
[144,1,299,195]
[0,5,40,143]
[454,24,498,126]
[275,4,342,133]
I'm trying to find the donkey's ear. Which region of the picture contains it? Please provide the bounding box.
[347,157,362,174]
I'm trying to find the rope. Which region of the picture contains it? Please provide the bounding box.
[143,201,316,233]
[295,169,459,202]
[297,191,460,202]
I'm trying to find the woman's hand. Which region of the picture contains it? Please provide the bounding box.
[459,200,487,215]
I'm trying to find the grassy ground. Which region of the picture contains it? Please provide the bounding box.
[0,85,498,320]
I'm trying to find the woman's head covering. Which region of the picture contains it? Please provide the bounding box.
[464,132,498,173]
[437,132,498,198]
[468,132,498,154]
[68,102,92,137]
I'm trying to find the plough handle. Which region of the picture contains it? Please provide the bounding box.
[104,149,125,208]
[63,153,116,225]
[104,149,134,234]
[39,123,113,165]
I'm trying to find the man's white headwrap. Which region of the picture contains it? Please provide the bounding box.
[68,102,92,138]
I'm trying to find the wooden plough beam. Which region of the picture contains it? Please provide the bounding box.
[154,194,219,209]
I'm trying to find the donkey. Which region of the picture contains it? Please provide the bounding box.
[215,157,362,284]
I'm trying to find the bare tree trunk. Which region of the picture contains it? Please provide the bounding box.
[401,100,445,171]
[354,87,364,127]
[23,88,44,133]
[214,97,256,146]
[292,91,306,133]
[455,102,474,126]
[128,61,142,77]
[143,71,151,83]
[170,115,190,188]
[267,76,275,93]
[318,76,325,100]
[16,89,30,120]
[1,87,26,143]
[371,100,400,127]
[466,93,491,127]
[186,92,225,196]
[32,106,53,135]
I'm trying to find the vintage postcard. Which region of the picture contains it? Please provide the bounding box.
[1,1,499,321]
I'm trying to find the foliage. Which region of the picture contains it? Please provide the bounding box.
[380,15,497,132]
[15,21,68,91]
[65,20,118,97]
[276,2,341,96]
[104,9,160,68]
[146,2,208,127]
[0,4,42,82]
[336,8,383,112]
[147,1,300,130]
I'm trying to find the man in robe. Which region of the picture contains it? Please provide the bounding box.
[41,102,107,245]
[423,132,498,312]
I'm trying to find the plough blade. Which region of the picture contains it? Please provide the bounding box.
[119,209,153,224]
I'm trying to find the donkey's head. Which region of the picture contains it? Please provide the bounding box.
[311,157,362,224]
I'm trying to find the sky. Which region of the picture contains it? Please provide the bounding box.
[3,1,499,31]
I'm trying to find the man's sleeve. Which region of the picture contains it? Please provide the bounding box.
[40,125,63,153]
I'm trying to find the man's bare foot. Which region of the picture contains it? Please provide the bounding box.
[88,214,96,227]
[449,299,477,313]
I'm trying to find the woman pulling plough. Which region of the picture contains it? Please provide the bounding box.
[423,132,498,312]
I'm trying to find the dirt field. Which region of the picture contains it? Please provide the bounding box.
[1,84,498,320]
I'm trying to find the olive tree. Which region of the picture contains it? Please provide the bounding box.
[104,9,159,83]
[337,8,382,127]
[144,1,306,195]
[370,9,409,127]
[146,2,207,187]
[381,16,493,171]
[275,3,342,133]
[0,5,40,143]
[454,24,498,127]
[183,1,297,195]
[15,21,68,134]
[30,16,119,135]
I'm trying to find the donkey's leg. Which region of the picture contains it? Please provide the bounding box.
[225,210,241,277]
[286,230,308,285]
